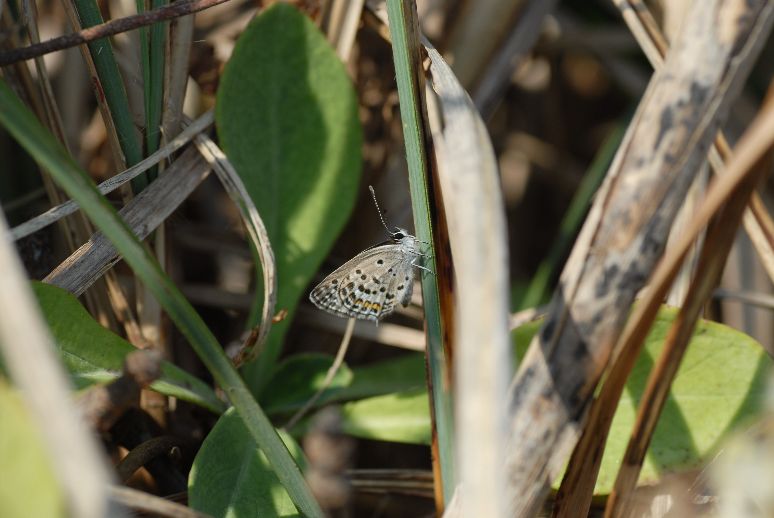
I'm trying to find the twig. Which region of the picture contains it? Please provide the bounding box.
[509,306,546,330]
[302,306,425,351]
[116,436,182,482]
[0,0,234,66]
[108,485,211,518]
[12,110,214,240]
[284,317,356,430]
[713,288,774,310]
[44,147,211,295]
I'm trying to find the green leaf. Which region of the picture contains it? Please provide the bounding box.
[0,378,65,518]
[596,307,768,493]
[0,76,322,517]
[519,309,767,492]
[340,389,431,445]
[341,353,426,400]
[332,309,766,495]
[189,407,304,517]
[74,0,145,189]
[263,353,426,417]
[216,3,362,394]
[262,354,353,415]
[31,282,225,414]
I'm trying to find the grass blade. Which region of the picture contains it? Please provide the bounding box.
[0,80,324,518]
[72,0,145,188]
[386,0,455,504]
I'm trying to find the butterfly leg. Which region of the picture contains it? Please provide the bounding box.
[412,259,435,276]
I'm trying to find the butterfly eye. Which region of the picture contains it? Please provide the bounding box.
[391,228,406,240]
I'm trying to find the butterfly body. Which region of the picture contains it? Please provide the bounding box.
[310,228,423,322]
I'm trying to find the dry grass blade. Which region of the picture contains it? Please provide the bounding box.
[188,124,277,366]
[348,469,434,498]
[0,0,233,66]
[742,193,774,283]
[615,0,774,288]
[446,0,551,92]
[714,288,774,310]
[471,0,558,117]
[20,0,122,326]
[44,147,211,294]
[604,85,774,518]
[162,13,194,140]
[58,0,133,175]
[612,0,665,65]
[323,0,366,61]
[12,110,214,240]
[0,212,115,518]
[504,1,774,515]
[301,306,425,351]
[108,485,211,518]
[425,41,512,517]
[556,88,774,518]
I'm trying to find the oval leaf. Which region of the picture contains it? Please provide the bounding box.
[331,308,766,494]
[596,307,767,493]
[262,353,353,415]
[189,407,304,517]
[216,3,362,393]
[340,353,426,401]
[32,282,224,413]
[340,389,431,445]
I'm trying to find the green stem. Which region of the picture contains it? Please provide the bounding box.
[386,0,455,503]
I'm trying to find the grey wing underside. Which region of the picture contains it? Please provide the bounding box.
[309,245,416,321]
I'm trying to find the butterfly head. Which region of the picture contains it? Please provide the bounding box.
[390,227,410,241]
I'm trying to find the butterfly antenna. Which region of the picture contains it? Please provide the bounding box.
[368,185,392,235]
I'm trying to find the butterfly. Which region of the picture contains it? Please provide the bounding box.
[309,187,431,322]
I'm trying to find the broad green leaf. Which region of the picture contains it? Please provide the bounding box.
[216,3,362,394]
[263,353,426,418]
[340,353,426,400]
[32,282,225,414]
[0,378,65,518]
[340,389,431,444]
[262,354,353,415]
[512,310,767,492]
[189,407,304,517]
[597,308,768,493]
[332,309,767,494]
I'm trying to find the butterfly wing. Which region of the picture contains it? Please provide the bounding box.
[309,247,388,320]
[339,255,415,321]
[310,244,415,321]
